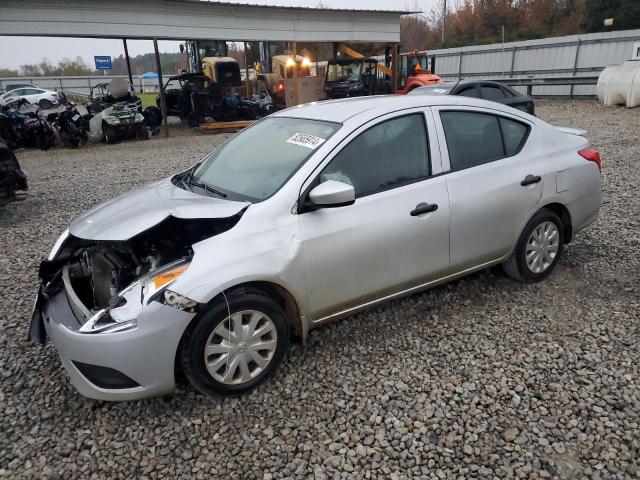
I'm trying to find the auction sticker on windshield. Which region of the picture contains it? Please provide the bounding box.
[286,133,326,149]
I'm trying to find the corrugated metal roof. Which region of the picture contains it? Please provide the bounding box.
[172,0,415,14]
[0,0,405,42]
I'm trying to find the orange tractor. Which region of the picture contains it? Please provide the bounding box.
[396,50,442,94]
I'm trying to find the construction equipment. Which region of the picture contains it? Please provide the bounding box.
[325,45,441,96]
[256,54,316,107]
[324,58,390,99]
[396,50,442,94]
[201,56,242,88]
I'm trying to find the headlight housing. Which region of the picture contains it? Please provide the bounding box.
[78,260,192,334]
[141,261,190,304]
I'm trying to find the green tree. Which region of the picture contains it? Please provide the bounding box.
[583,0,640,32]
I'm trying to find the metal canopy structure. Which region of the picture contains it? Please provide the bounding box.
[0,0,408,137]
[0,0,408,43]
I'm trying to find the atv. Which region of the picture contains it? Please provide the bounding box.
[102,104,149,144]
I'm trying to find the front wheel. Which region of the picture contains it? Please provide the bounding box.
[180,289,289,396]
[39,99,54,109]
[503,209,564,283]
[103,123,118,144]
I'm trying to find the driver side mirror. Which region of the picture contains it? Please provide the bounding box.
[304,180,355,211]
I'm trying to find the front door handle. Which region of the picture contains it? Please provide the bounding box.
[521,174,542,186]
[410,202,438,216]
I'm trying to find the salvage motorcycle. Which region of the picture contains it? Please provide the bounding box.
[2,100,56,151]
[46,103,90,147]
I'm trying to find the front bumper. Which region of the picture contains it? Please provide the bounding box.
[32,285,195,401]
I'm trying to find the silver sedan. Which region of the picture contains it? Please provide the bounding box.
[30,95,601,400]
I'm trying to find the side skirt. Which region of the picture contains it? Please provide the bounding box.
[308,256,508,330]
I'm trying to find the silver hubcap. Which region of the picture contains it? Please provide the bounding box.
[204,310,277,385]
[526,221,560,274]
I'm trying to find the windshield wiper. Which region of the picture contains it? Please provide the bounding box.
[178,163,199,191]
[189,180,227,198]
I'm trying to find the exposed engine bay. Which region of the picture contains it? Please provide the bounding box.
[40,214,242,313]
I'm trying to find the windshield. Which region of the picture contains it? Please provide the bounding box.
[326,61,363,82]
[190,117,340,201]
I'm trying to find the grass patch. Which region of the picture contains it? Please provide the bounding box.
[138,92,158,109]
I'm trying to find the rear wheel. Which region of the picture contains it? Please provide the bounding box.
[503,209,563,283]
[180,289,289,396]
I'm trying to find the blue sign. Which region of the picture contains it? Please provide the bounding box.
[94,56,113,70]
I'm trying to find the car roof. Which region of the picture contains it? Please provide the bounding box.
[273,94,533,123]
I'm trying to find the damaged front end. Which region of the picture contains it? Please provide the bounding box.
[29,213,241,345]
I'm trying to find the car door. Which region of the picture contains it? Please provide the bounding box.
[433,107,543,271]
[297,110,450,320]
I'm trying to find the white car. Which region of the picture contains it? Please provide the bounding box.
[0,86,60,109]
[31,95,602,401]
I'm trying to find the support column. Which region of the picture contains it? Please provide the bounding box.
[569,39,582,98]
[391,43,399,94]
[244,42,251,98]
[292,41,298,105]
[123,39,134,92]
[154,38,169,138]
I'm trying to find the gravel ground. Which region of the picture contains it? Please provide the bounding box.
[0,101,638,479]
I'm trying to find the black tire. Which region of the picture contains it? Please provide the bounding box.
[39,99,54,110]
[503,208,564,283]
[103,124,117,144]
[187,113,200,128]
[180,289,289,396]
[136,125,151,141]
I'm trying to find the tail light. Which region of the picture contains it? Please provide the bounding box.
[578,148,601,171]
[277,82,285,92]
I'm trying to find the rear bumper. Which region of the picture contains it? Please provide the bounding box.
[34,286,195,401]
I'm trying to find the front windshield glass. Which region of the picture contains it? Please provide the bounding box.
[191,117,340,202]
[326,62,363,82]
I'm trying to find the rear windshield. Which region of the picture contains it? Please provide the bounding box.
[192,117,340,202]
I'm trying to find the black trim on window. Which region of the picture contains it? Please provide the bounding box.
[439,109,531,173]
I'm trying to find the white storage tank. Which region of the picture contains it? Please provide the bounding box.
[597,42,640,108]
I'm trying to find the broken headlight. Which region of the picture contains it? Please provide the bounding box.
[141,261,190,304]
[78,261,192,334]
[79,309,137,334]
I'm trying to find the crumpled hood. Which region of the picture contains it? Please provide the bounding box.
[70,178,249,241]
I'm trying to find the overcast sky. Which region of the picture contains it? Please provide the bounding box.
[0,0,439,70]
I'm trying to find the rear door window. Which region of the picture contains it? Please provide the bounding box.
[480,85,506,101]
[457,86,479,98]
[440,110,530,172]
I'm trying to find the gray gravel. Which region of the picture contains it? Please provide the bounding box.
[1,101,638,479]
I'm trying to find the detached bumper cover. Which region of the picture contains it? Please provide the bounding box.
[31,285,195,401]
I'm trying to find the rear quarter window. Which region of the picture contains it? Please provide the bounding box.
[499,117,530,156]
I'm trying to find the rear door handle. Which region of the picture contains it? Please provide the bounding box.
[521,174,542,186]
[410,202,438,216]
